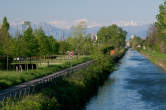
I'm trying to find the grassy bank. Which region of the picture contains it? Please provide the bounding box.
[0,56,92,90]
[139,50,166,70]
[1,50,125,110]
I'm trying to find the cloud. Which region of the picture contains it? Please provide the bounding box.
[112,20,153,27]
[10,21,24,26]
[112,20,138,27]
[8,19,153,29]
[74,19,88,24]
[48,19,89,29]
[48,19,103,29]
[48,20,73,29]
[9,19,28,26]
[74,19,103,28]
[87,21,103,28]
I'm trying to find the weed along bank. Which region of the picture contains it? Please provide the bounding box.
[0,22,127,110]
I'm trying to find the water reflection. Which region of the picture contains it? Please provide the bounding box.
[85,49,166,110]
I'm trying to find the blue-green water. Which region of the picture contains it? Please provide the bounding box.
[85,49,166,110]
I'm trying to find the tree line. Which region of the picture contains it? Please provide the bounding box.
[0,20,127,110]
[0,17,69,58]
[130,1,166,53]
[0,17,71,70]
[0,17,127,70]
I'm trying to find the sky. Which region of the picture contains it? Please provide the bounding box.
[0,0,164,29]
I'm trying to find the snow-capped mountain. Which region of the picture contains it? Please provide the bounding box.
[122,24,150,40]
[9,22,150,40]
[9,22,71,40]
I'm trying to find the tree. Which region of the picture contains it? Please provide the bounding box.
[23,25,39,57]
[130,36,143,50]
[0,17,12,71]
[59,40,71,54]
[47,36,60,55]
[11,33,25,57]
[71,21,87,37]
[70,21,88,55]
[145,24,159,51]
[34,28,50,56]
[97,25,127,49]
[80,34,93,55]
[155,1,166,53]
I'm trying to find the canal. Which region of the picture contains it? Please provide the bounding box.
[85,49,166,110]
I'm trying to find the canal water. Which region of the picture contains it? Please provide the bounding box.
[85,49,166,110]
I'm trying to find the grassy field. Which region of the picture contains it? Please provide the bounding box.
[1,54,116,110]
[1,49,126,110]
[140,50,166,70]
[0,56,92,90]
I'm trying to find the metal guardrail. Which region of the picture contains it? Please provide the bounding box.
[0,61,93,104]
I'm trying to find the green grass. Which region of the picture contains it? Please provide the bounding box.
[0,56,92,90]
[0,49,126,110]
[140,50,166,69]
[1,54,116,110]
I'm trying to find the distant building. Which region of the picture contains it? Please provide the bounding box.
[91,33,97,41]
[131,35,135,40]
[126,41,130,48]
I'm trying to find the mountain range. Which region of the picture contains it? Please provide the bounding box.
[9,23,150,40]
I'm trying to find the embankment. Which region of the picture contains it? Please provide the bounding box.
[139,50,166,70]
[0,56,91,90]
[1,51,126,110]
